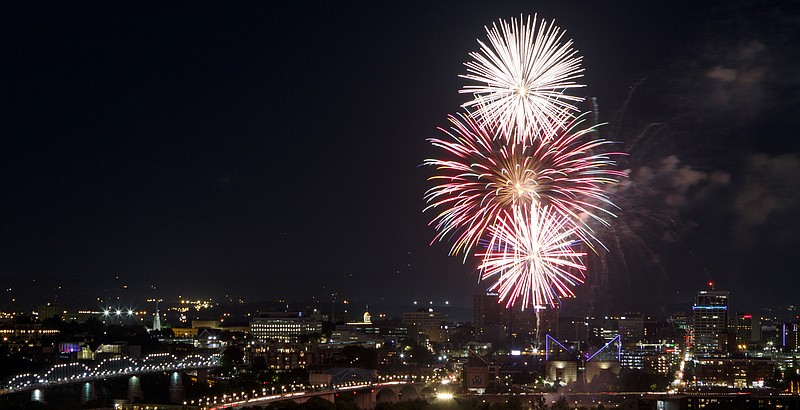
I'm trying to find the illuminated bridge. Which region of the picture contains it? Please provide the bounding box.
[200,381,448,410]
[0,353,219,395]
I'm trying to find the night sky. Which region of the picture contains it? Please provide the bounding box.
[2,1,798,315]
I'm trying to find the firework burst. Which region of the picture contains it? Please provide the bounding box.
[424,112,625,257]
[478,204,587,309]
[461,15,585,143]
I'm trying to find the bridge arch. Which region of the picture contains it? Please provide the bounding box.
[142,353,178,365]
[375,387,397,404]
[94,356,139,375]
[399,385,419,400]
[420,386,437,401]
[42,363,91,383]
[4,373,39,390]
[183,354,216,368]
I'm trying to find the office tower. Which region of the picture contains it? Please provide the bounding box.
[250,312,322,343]
[693,285,729,355]
[473,293,507,342]
[618,313,644,345]
[733,312,761,348]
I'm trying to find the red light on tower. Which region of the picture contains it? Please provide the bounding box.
[708,281,714,289]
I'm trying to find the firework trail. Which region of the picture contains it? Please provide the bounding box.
[424,112,626,258]
[477,204,587,309]
[461,15,585,143]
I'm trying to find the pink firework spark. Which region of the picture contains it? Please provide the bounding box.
[424,112,625,258]
[477,204,587,309]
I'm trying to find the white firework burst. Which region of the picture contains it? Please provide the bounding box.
[460,15,585,143]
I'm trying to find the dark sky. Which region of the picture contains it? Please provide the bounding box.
[2,1,798,315]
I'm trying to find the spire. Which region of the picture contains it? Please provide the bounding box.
[153,299,161,331]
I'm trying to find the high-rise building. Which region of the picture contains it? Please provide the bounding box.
[473,293,507,342]
[473,293,558,343]
[693,285,729,355]
[783,322,799,351]
[529,306,558,342]
[404,308,448,343]
[589,316,619,342]
[733,313,761,349]
[36,303,63,321]
[557,316,588,343]
[619,313,644,346]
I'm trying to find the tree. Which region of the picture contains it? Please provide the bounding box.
[530,397,547,410]
[334,393,359,410]
[392,398,430,410]
[252,355,267,372]
[339,345,378,369]
[551,397,570,410]
[41,315,62,329]
[302,397,336,410]
[220,345,245,375]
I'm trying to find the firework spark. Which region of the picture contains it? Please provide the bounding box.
[478,204,587,309]
[461,15,585,143]
[424,112,625,257]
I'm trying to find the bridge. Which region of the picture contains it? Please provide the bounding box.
[0,352,219,395]
[200,381,448,410]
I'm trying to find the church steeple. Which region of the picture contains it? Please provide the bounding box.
[153,299,161,331]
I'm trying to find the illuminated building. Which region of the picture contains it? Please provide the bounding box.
[733,312,761,349]
[62,310,103,324]
[784,322,799,351]
[473,293,507,342]
[346,309,372,326]
[404,308,444,329]
[171,327,198,338]
[546,360,578,384]
[641,393,800,409]
[473,293,557,343]
[694,357,773,388]
[464,351,500,393]
[330,326,383,347]
[557,316,588,343]
[250,343,335,370]
[642,317,661,343]
[693,285,729,355]
[404,308,448,343]
[249,312,321,343]
[585,359,620,384]
[620,342,676,372]
[643,352,673,375]
[588,316,619,342]
[36,303,63,321]
[618,313,644,346]
[510,306,557,343]
[0,326,59,343]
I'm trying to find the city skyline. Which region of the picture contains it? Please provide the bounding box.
[2,1,799,313]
